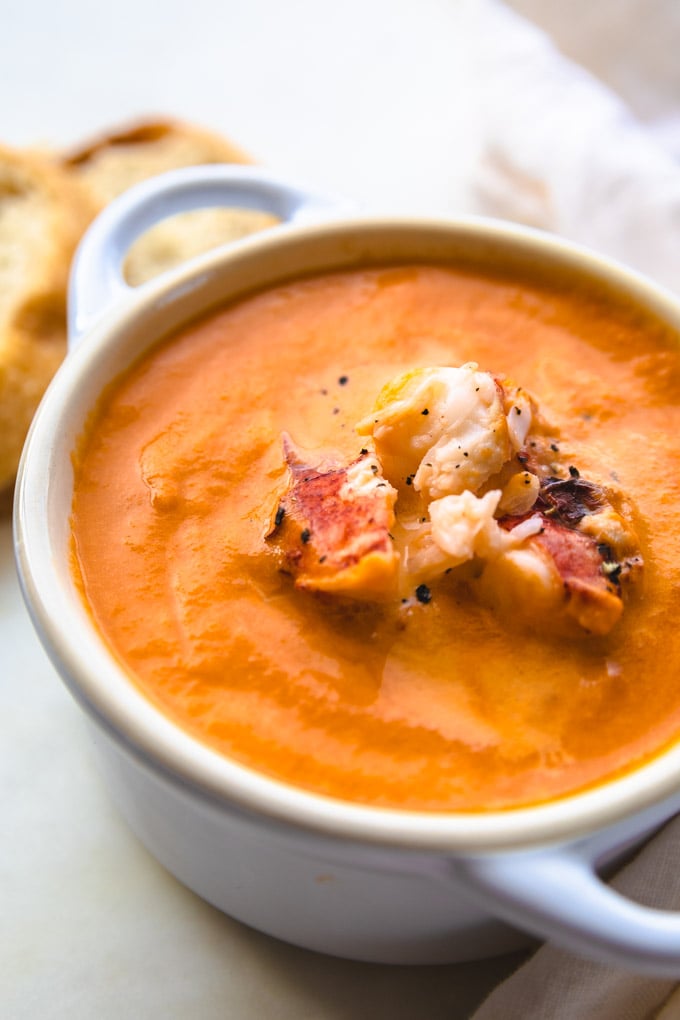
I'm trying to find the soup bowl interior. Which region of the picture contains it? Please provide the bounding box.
[15,215,680,857]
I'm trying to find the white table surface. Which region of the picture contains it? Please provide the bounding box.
[2,0,672,1015]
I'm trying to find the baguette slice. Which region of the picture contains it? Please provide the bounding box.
[63,118,278,285]
[0,145,95,491]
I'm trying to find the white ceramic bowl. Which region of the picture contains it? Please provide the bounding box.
[14,165,680,972]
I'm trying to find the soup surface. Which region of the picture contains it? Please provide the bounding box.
[70,263,680,811]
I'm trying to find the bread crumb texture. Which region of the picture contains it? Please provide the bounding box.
[0,144,93,490]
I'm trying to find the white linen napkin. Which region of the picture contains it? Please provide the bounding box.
[467,0,680,292]
[464,3,680,1017]
[472,816,680,1019]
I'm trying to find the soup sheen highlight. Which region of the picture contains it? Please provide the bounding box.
[70,264,680,811]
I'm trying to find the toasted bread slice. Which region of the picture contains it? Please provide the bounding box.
[0,119,274,496]
[0,145,95,492]
[63,118,278,285]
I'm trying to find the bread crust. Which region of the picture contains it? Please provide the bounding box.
[0,119,275,495]
[62,117,254,206]
[0,145,94,492]
[62,118,278,285]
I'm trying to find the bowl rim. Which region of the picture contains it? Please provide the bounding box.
[15,212,680,854]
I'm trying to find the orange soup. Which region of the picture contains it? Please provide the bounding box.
[70,264,680,811]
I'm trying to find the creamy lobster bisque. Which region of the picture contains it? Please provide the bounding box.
[70,263,680,811]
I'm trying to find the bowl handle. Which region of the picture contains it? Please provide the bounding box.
[68,164,353,349]
[456,836,680,976]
